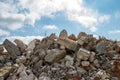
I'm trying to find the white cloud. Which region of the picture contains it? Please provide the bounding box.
[3,36,44,44]
[109,30,120,34]
[98,15,110,23]
[0,29,10,36]
[0,0,110,32]
[43,25,58,30]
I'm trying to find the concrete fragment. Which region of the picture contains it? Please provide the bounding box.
[49,33,56,40]
[81,61,90,67]
[96,41,110,54]
[39,76,51,80]
[77,48,90,61]
[59,29,68,38]
[3,39,21,58]
[34,48,46,60]
[77,39,84,45]
[57,38,78,51]
[0,45,4,54]
[27,39,38,53]
[0,66,12,78]
[34,60,43,70]
[78,32,87,39]
[89,52,95,62]
[45,49,66,64]
[14,39,27,52]
[65,55,74,67]
[16,56,26,64]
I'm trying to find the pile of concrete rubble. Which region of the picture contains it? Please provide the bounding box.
[0,29,120,80]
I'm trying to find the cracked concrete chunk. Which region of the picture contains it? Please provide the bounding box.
[57,38,78,51]
[3,39,21,58]
[45,49,66,64]
[14,39,27,52]
[77,48,90,60]
[59,29,68,38]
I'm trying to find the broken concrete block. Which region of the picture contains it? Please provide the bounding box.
[81,61,90,67]
[45,49,66,64]
[77,48,90,61]
[0,66,12,78]
[96,41,110,54]
[65,55,74,67]
[14,39,27,52]
[0,45,4,54]
[3,39,21,58]
[77,32,87,39]
[26,39,38,53]
[59,29,68,38]
[57,38,78,51]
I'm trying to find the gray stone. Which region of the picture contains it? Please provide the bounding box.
[0,45,4,54]
[89,52,95,62]
[59,29,68,38]
[34,60,43,70]
[78,32,87,39]
[45,49,66,64]
[57,38,78,51]
[65,55,74,67]
[49,33,56,40]
[96,41,110,54]
[3,39,21,58]
[77,39,84,45]
[40,37,54,49]
[27,39,38,53]
[14,39,27,52]
[16,56,26,64]
[77,48,90,61]
[34,48,46,60]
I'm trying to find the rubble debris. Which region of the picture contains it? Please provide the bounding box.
[57,38,78,51]
[0,45,4,54]
[0,29,120,80]
[68,34,77,41]
[77,48,90,61]
[96,41,110,54]
[59,29,68,38]
[45,49,66,64]
[3,39,21,58]
[14,39,27,53]
[0,66,12,78]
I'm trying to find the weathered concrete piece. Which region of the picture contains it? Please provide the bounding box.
[77,48,90,61]
[57,38,78,51]
[0,45,4,54]
[59,29,68,38]
[3,39,21,57]
[27,39,38,52]
[0,66,12,78]
[14,39,27,52]
[65,55,74,67]
[96,41,110,54]
[45,49,66,63]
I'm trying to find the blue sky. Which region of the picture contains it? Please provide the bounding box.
[0,0,120,43]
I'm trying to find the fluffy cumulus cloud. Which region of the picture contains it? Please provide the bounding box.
[3,36,44,44]
[0,0,110,32]
[43,25,58,30]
